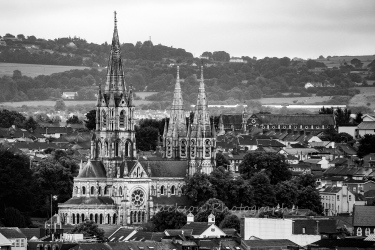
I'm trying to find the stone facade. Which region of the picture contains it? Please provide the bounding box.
[58,14,215,226]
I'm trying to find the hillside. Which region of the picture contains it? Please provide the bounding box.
[1,33,375,112]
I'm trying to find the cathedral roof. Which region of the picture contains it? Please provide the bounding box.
[138,158,188,177]
[62,196,115,205]
[77,160,106,178]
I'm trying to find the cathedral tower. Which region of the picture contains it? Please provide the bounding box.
[92,12,136,177]
[188,66,216,175]
[163,66,188,159]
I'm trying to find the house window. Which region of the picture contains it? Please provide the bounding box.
[20,239,24,247]
[354,187,357,192]
[365,228,371,236]
[16,239,20,247]
[302,228,306,234]
[357,227,362,236]
[337,195,340,201]
[160,185,165,195]
[349,195,351,201]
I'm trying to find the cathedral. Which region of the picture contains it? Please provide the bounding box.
[58,14,216,226]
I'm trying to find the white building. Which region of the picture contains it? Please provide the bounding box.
[61,92,77,99]
[319,186,355,216]
[357,114,375,137]
[240,218,330,247]
[0,228,27,250]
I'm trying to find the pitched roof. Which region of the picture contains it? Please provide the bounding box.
[337,144,357,155]
[77,160,106,178]
[220,114,243,130]
[0,228,27,239]
[353,205,375,226]
[181,222,211,235]
[256,139,285,147]
[320,186,342,193]
[357,121,375,130]
[242,239,299,248]
[138,158,188,178]
[127,231,164,242]
[62,196,115,205]
[19,228,45,240]
[164,229,193,237]
[0,233,12,246]
[108,228,135,241]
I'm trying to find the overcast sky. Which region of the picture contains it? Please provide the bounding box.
[1,0,374,59]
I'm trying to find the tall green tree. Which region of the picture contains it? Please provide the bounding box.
[274,181,298,208]
[357,134,375,158]
[151,210,187,232]
[239,152,291,184]
[85,109,96,130]
[249,172,276,208]
[219,214,240,233]
[185,172,216,205]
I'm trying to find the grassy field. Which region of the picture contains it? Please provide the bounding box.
[316,55,375,68]
[350,87,375,93]
[135,92,157,99]
[259,96,331,104]
[0,63,91,77]
[0,99,151,107]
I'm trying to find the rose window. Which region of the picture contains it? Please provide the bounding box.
[131,189,145,207]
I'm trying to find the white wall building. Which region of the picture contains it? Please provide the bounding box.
[319,186,355,216]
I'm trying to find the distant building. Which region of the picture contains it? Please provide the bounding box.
[353,205,375,237]
[229,57,247,63]
[61,92,77,100]
[240,217,336,247]
[0,228,27,250]
[0,39,6,46]
[356,114,375,137]
[319,186,355,216]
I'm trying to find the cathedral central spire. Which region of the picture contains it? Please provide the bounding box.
[104,11,126,94]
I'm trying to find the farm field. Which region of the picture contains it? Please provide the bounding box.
[350,87,375,93]
[0,63,91,77]
[258,96,331,105]
[0,99,151,107]
[316,55,375,68]
[349,93,375,110]
[135,92,157,99]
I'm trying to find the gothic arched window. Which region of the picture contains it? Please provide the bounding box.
[357,227,362,236]
[120,110,125,128]
[180,139,187,157]
[115,141,119,157]
[205,139,211,157]
[96,141,102,158]
[102,110,107,128]
[105,141,109,156]
[171,185,176,195]
[91,186,95,195]
[82,186,86,195]
[161,185,165,195]
[119,186,123,196]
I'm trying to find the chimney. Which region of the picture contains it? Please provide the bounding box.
[187,212,194,224]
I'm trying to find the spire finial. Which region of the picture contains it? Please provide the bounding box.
[114,11,117,28]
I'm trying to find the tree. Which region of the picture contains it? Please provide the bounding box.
[239,152,291,184]
[135,126,159,151]
[219,214,240,233]
[0,109,26,128]
[212,51,230,62]
[71,220,105,241]
[185,172,216,204]
[23,116,38,131]
[249,172,276,208]
[12,70,22,80]
[296,186,323,214]
[357,134,375,158]
[274,181,298,208]
[195,198,230,226]
[66,115,82,124]
[85,109,96,130]
[151,210,187,232]
[2,207,30,227]
[0,149,36,215]
[54,99,66,111]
